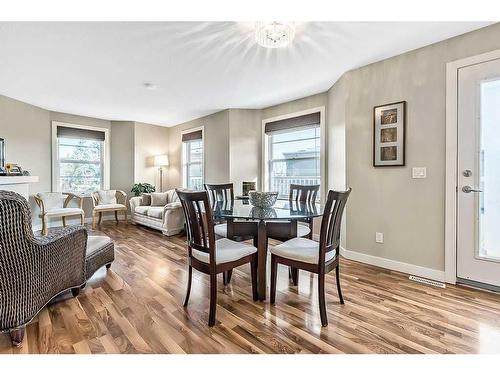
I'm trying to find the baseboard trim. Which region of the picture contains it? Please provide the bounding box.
[340,247,446,282]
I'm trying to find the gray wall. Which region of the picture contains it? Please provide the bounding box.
[228,109,261,194]
[133,122,169,191]
[167,110,230,188]
[110,121,135,195]
[331,23,500,271]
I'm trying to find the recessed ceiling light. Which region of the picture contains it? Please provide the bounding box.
[255,22,295,49]
[143,82,157,90]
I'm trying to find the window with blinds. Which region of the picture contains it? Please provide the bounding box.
[55,125,106,194]
[182,128,204,190]
[265,112,321,199]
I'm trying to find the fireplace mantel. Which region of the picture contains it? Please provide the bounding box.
[0,176,39,199]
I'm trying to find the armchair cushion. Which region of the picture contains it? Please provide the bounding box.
[44,207,84,217]
[93,203,126,211]
[151,192,168,206]
[37,192,64,210]
[97,190,117,205]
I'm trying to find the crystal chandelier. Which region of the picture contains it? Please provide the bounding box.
[255,22,295,49]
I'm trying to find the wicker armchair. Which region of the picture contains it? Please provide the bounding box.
[0,191,88,347]
[91,190,127,228]
[34,192,84,235]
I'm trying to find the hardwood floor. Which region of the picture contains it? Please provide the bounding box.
[2,222,500,354]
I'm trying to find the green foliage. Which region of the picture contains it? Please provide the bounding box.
[131,182,156,196]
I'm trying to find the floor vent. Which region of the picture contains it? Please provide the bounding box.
[409,275,446,288]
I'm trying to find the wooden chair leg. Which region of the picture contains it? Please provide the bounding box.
[318,272,328,327]
[92,212,96,229]
[9,327,25,348]
[62,216,67,227]
[336,264,344,304]
[98,212,102,225]
[270,255,278,304]
[71,287,81,297]
[308,221,313,239]
[124,210,128,223]
[208,273,217,327]
[291,267,299,286]
[184,266,192,307]
[223,269,233,285]
[80,213,84,225]
[250,255,258,301]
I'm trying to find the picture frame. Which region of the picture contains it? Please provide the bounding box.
[373,101,406,167]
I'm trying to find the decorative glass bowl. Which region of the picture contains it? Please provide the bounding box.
[248,191,278,208]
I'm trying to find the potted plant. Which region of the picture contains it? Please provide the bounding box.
[131,183,156,197]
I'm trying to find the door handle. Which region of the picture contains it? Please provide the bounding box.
[462,186,483,193]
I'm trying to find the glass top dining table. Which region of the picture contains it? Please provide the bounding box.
[212,199,323,221]
[211,199,323,301]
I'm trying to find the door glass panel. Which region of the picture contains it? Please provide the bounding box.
[479,78,500,260]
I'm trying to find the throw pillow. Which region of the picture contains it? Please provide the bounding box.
[141,193,152,206]
[151,192,168,206]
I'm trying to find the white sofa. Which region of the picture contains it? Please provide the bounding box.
[129,190,184,236]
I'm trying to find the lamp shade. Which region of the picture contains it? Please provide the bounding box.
[154,154,169,167]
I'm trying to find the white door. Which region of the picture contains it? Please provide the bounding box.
[457,58,500,287]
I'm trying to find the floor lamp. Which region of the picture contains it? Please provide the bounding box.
[154,154,169,192]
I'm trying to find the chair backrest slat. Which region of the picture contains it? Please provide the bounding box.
[289,184,320,204]
[319,188,351,264]
[204,183,234,204]
[176,189,216,266]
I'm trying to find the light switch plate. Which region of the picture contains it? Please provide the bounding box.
[375,232,384,243]
[412,167,427,179]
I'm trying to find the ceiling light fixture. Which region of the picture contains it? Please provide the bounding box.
[255,22,295,49]
[143,82,157,90]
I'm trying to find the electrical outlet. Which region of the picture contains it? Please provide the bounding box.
[375,232,384,243]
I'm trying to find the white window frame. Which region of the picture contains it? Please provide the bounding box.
[262,107,326,201]
[181,126,205,190]
[51,121,110,195]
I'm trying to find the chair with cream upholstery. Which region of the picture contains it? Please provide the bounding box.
[204,183,234,238]
[91,190,127,228]
[176,189,257,327]
[270,188,351,327]
[35,192,84,235]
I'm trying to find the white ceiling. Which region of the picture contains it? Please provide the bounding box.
[0,22,491,126]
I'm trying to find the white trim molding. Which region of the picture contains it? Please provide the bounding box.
[181,125,205,189]
[445,48,500,284]
[261,106,326,200]
[340,247,446,282]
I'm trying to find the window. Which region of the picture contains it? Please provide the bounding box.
[182,128,204,190]
[264,111,322,199]
[52,123,108,194]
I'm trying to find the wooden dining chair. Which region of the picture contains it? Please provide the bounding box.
[270,188,351,327]
[176,189,258,326]
[204,183,234,238]
[289,184,320,239]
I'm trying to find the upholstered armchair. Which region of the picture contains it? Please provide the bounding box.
[91,190,127,228]
[34,192,84,235]
[0,191,88,347]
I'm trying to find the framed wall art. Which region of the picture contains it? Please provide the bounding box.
[373,101,406,167]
